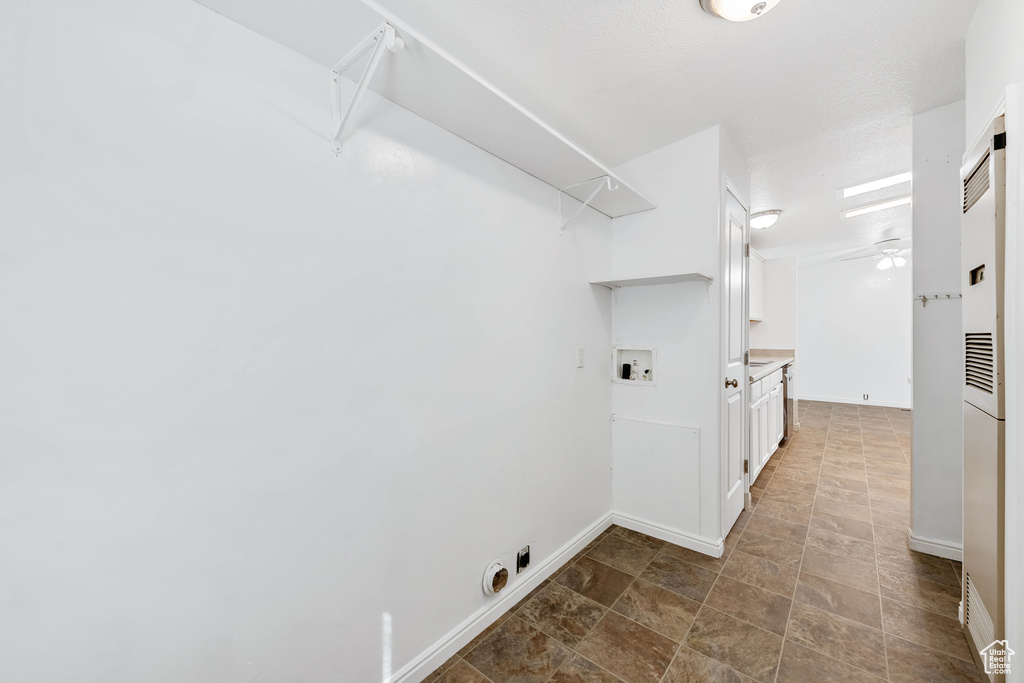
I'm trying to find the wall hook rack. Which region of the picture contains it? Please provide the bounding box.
[559,176,618,232]
[915,293,962,307]
[330,23,405,154]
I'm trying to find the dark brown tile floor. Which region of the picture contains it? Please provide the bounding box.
[425,402,982,683]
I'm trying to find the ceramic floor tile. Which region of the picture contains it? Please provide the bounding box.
[816,485,870,507]
[516,583,607,648]
[808,510,874,542]
[816,474,869,493]
[794,571,882,629]
[881,598,974,662]
[878,566,962,619]
[610,579,701,643]
[721,549,800,597]
[752,497,814,525]
[743,513,808,545]
[764,476,818,497]
[784,602,888,679]
[703,575,792,635]
[423,655,462,683]
[874,543,961,587]
[870,506,911,529]
[662,646,753,683]
[776,640,885,683]
[801,547,879,593]
[683,607,783,683]
[458,613,512,658]
[884,634,983,682]
[871,523,909,550]
[813,497,873,523]
[463,616,572,683]
[576,611,678,683]
[586,534,659,576]
[430,659,494,683]
[549,653,624,683]
[611,527,665,552]
[639,553,718,602]
[555,556,636,607]
[435,402,982,683]
[659,542,731,574]
[510,581,550,613]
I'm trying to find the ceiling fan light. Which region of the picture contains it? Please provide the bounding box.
[699,0,782,22]
[751,210,782,230]
[893,256,907,267]
[876,257,894,271]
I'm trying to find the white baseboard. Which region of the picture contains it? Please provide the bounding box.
[907,529,963,561]
[390,512,614,683]
[797,394,912,410]
[612,512,724,558]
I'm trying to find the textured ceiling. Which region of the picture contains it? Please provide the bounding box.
[195,0,978,260]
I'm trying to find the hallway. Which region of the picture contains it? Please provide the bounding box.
[426,402,979,683]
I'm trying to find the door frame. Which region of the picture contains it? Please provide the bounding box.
[719,174,750,539]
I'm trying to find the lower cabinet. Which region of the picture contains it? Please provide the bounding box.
[750,374,785,483]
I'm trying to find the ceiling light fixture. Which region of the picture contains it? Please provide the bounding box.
[876,257,894,271]
[842,172,912,198]
[892,256,908,267]
[750,210,782,229]
[844,196,912,219]
[699,0,781,21]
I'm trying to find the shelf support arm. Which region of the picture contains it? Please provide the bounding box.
[331,23,404,154]
[559,175,618,232]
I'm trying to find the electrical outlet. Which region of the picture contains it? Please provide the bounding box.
[863,394,869,401]
[576,345,585,368]
[516,545,530,573]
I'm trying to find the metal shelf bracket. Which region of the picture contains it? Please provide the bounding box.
[330,23,404,154]
[559,176,619,232]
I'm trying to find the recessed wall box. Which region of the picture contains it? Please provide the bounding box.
[612,347,656,386]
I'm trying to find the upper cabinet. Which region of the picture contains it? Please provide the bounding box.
[749,247,765,322]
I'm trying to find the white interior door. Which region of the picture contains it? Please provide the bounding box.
[722,181,749,534]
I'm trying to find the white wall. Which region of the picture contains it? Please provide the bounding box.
[966,0,1024,668]
[608,126,749,543]
[910,100,965,556]
[0,2,616,681]
[797,259,912,408]
[750,256,798,351]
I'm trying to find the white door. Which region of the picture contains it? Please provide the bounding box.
[722,181,749,533]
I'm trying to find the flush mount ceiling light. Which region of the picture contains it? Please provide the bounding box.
[750,210,782,230]
[699,0,781,21]
[842,172,912,198]
[843,196,912,219]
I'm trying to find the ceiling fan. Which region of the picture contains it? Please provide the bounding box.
[840,238,911,273]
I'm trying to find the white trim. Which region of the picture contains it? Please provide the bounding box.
[389,513,613,683]
[907,528,964,561]
[796,394,912,410]
[612,512,724,558]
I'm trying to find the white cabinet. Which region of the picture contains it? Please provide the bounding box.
[749,369,785,483]
[749,248,765,322]
[769,383,784,446]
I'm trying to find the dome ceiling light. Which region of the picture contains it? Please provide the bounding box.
[699,0,781,22]
[750,210,782,230]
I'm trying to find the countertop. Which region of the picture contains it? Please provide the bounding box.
[748,355,794,384]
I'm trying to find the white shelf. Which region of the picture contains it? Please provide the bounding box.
[338,6,656,219]
[590,273,713,289]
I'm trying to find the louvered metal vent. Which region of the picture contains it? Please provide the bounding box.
[965,573,995,659]
[964,150,991,213]
[966,333,995,393]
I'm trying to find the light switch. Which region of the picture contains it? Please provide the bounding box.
[576,345,585,368]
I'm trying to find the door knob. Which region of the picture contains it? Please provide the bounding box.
[725,378,738,388]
